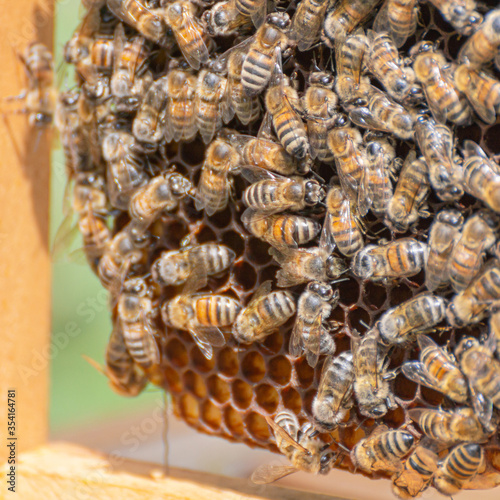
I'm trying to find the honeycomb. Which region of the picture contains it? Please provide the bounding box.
[57,0,500,495]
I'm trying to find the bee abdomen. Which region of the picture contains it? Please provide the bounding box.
[195,296,241,327]
[258,291,296,325]
[242,51,273,96]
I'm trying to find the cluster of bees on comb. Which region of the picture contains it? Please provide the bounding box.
[13,0,500,496]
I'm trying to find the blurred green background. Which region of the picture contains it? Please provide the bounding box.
[50,1,158,435]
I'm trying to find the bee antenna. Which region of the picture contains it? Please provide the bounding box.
[82,354,106,376]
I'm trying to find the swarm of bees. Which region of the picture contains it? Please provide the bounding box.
[29,0,500,496]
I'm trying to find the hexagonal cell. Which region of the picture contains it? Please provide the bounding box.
[224,406,245,436]
[363,281,388,311]
[262,330,283,354]
[165,338,189,368]
[179,393,200,425]
[217,347,239,377]
[183,370,207,399]
[303,388,318,416]
[247,237,272,266]
[207,374,231,404]
[268,355,292,386]
[231,379,253,409]
[191,345,216,373]
[209,206,232,229]
[255,384,279,414]
[221,230,245,258]
[233,261,257,291]
[201,400,222,430]
[282,387,302,414]
[245,411,271,442]
[349,307,372,333]
[163,366,183,393]
[241,351,266,383]
[294,357,315,389]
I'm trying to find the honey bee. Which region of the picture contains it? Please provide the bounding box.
[163,0,211,70]
[455,335,500,430]
[104,323,148,397]
[251,410,336,484]
[402,335,468,404]
[117,277,160,370]
[235,0,267,28]
[322,185,364,258]
[265,74,310,160]
[414,117,464,201]
[312,351,355,431]
[378,293,446,346]
[303,72,344,162]
[425,210,463,291]
[433,443,484,496]
[202,0,253,37]
[334,29,370,105]
[242,209,322,249]
[411,42,471,126]
[132,74,169,145]
[489,308,500,356]
[373,0,418,48]
[386,152,430,233]
[352,238,428,282]
[454,65,500,125]
[290,0,330,52]
[458,9,500,66]
[408,407,489,445]
[241,12,290,97]
[242,167,324,214]
[349,86,416,140]
[352,328,397,418]
[462,140,500,213]
[152,243,236,287]
[391,445,438,500]
[366,31,417,102]
[351,425,415,474]
[195,137,241,216]
[233,280,296,344]
[290,282,339,368]
[129,172,192,236]
[448,212,497,293]
[101,127,148,210]
[195,64,234,145]
[164,61,198,143]
[447,264,500,327]
[322,0,381,46]
[429,0,482,35]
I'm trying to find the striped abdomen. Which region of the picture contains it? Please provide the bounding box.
[121,319,159,369]
[459,30,498,65]
[269,214,321,247]
[79,214,111,260]
[90,39,115,72]
[388,0,417,44]
[420,345,466,395]
[292,0,328,51]
[168,95,197,142]
[377,239,427,278]
[272,104,309,159]
[373,431,415,461]
[253,291,296,334]
[308,120,334,162]
[327,203,364,257]
[193,295,241,327]
[464,157,500,201]
[449,243,484,292]
[370,33,402,83]
[235,0,262,16]
[191,244,236,277]
[241,47,274,96]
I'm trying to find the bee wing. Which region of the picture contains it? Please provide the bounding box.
[250,0,267,29]
[51,213,80,262]
[219,78,235,125]
[192,326,226,348]
[113,22,126,74]
[339,197,358,253]
[269,247,304,287]
[172,16,209,70]
[422,86,448,124]
[335,143,365,203]
[251,464,298,484]
[240,164,286,183]
[251,280,273,304]
[264,414,308,454]
[320,212,336,255]
[304,315,323,368]
[290,315,305,358]
[372,1,390,34]
[142,312,161,366]
[463,82,496,124]
[349,107,390,134]
[401,361,443,393]
[462,140,487,160]
[189,329,214,359]
[182,248,209,294]
[469,385,494,431]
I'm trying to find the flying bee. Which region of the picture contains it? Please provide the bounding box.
[448,212,497,293]
[352,238,428,283]
[163,0,211,70]
[373,0,418,48]
[290,282,339,368]
[233,280,296,344]
[408,407,490,445]
[312,351,355,431]
[334,29,370,105]
[235,0,267,28]
[202,0,253,37]
[386,152,430,233]
[377,293,446,346]
[349,86,416,140]
[391,445,438,500]
[322,185,364,258]
[195,137,241,216]
[429,0,482,35]
[358,137,397,218]
[447,263,500,327]
[366,31,417,102]
[459,9,500,66]
[265,74,310,160]
[462,140,500,213]
[402,335,468,404]
[303,71,344,162]
[241,12,290,97]
[290,0,330,52]
[352,328,397,419]
[322,0,381,46]
[242,209,322,249]
[351,425,415,474]
[132,74,169,145]
[195,63,234,145]
[454,65,500,125]
[128,172,192,236]
[117,277,160,371]
[251,410,336,484]
[455,335,500,430]
[241,167,324,215]
[433,444,484,496]
[414,117,464,201]
[411,42,471,126]
[152,243,236,287]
